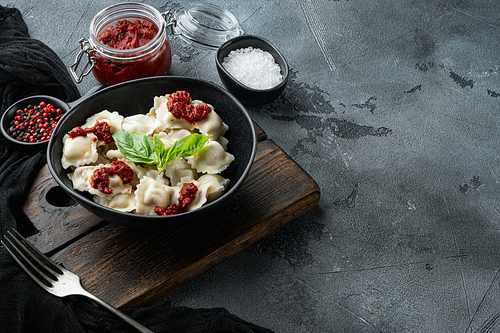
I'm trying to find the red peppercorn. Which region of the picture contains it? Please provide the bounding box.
[8,100,64,143]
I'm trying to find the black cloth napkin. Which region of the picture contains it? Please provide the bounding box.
[0,5,274,333]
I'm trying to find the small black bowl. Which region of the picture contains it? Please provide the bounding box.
[1,86,104,152]
[1,95,70,152]
[216,35,289,106]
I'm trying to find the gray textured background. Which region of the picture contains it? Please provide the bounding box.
[6,0,500,332]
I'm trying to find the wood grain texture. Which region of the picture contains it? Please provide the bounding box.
[51,139,320,308]
[23,164,104,254]
[22,123,320,309]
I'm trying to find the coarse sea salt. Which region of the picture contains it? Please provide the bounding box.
[222,47,283,90]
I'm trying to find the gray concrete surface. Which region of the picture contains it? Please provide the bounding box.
[6,0,500,331]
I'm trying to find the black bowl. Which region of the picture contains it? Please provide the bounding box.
[1,95,70,152]
[216,35,289,106]
[47,76,257,229]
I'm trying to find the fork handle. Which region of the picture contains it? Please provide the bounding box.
[81,290,154,333]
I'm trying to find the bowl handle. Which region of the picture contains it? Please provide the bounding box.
[67,84,105,108]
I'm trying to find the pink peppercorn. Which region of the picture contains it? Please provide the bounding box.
[8,101,64,143]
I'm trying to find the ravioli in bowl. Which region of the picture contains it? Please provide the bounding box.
[47,76,257,229]
[60,90,234,217]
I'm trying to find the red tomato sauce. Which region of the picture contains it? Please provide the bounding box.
[167,91,212,125]
[98,20,158,50]
[90,161,134,194]
[92,19,172,86]
[155,183,198,216]
[68,121,114,144]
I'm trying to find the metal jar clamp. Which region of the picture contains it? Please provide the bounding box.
[70,38,97,83]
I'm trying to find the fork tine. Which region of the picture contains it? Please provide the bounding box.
[1,236,53,289]
[2,230,60,286]
[2,230,155,333]
[9,229,64,275]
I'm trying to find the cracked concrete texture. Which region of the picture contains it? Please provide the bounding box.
[164,2,500,332]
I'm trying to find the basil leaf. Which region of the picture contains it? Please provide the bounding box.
[113,131,211,173]
[165,133,212,164]
[153,134,168,172]
[157,133,212,173]
[112,131,156,164]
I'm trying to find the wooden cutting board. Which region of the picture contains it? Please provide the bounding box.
[22,123,320,309]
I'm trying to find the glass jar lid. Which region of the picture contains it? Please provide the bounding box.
[172,2,243,50]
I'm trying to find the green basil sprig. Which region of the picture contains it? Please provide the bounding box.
[112,131,211,173]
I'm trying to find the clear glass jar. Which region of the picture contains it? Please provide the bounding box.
[172,2,243,50]
[72,2,172,86]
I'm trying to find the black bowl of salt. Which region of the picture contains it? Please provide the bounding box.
[216,35,289,106]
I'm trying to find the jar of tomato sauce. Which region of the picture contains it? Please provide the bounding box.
[71,2,173,86]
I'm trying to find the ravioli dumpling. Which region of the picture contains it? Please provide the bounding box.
[155,129,192,148]
[94,193,137,212]
[152,97,192,131]
[197,174,230,202]
[167,181,208,212]
[185,181,209,211]
[164,157,198,186]
[68,166,96,192]
[68,162,133,199]
[217,136,229,151]
[122,114,161,135]
[186,141,234,174]
[92,150,113,166]
[61,133,98,169]
[194,109,228,141]
[95,173,133,198]
[82,110,123,133]
[105,149,126,160]
[136,164,169,186]
[135,177,175,215]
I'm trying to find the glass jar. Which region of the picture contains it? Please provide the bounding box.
[71,2,172,86]
[172,2,243,50]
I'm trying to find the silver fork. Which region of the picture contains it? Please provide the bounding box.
[1,229,154,333]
